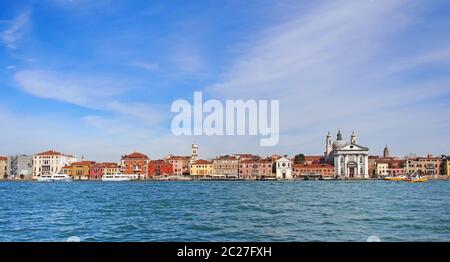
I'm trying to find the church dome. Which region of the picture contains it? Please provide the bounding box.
[332,130,346,149]
[333,140,346,149]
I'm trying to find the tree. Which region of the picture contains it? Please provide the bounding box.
[294,154,305,164]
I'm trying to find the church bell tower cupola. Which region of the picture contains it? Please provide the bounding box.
[351,131,357,144]
[337,129,343,141]
[383,145,390,158]
[325,131,332,157]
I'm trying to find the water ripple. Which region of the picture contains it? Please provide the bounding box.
[0,181,449,241]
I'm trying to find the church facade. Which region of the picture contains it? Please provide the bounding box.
[325,130,369,179]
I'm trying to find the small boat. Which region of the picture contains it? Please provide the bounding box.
[37,173,72,182]
[404,174,428,183]
[101,174,131,182]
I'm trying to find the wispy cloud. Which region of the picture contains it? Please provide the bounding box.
[14,70,170,124]
[388,46,450,72]
[1,10,31,50]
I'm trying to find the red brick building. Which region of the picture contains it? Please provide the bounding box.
[121,152,149,179]
[148,160,174,177]
[293,163,335,179]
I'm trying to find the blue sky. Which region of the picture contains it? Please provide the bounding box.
[1,0,449,161]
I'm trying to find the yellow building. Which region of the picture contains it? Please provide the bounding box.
[0,156,7,180]
[69,161,94,180]
[103,163,120,175]
[190,160,214,178]
[445,157,450,176]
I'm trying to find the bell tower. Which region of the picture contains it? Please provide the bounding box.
[383,145,390,158]
[325,131,332,157]
[191,144,198,162]
[351,131,357,144]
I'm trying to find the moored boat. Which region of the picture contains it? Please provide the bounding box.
[101,174,131,182]
[36,173,72,182]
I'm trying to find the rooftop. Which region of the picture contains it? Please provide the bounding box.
[122,152,149,159]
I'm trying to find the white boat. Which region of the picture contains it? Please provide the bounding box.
[37,173,72,182]
[101,174,131,182]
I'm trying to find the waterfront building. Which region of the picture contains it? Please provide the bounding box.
[444,157,450,176]
[190,159,214,178]
[165,155,191,176]
[148,160,174,177]
[326,131,369,179]
[404,154,443,178]
[376,162,389,178]
[388,166,404,177]
[0,156,7,180]
[368,157,378,178]
[238,158,273,179]
[275,156,293,179]
[61,165,71,175]
[89,163,104,180]
[121,152,149,179]
[293,163,334,179]
[102,162,120,176]
[213,155,239,178]
[70,161,95,180]
[6,154,33,180]
[32,150,77,179]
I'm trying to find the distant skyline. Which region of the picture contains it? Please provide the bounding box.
[1,0,449,161]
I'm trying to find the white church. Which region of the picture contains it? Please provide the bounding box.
[325,130,369,179]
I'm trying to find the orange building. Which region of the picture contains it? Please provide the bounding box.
[69,161,95,180]
[121,152,149,179]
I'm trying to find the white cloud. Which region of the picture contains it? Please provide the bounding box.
[1,10,30,50]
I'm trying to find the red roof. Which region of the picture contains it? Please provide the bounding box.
[166,155,191,160]
[215,155,238,160]
[0,156,7,161]
[103,162,119,168]
[192,159,213,165]
[304,156,324,161]
[149,159,169,164]
[72,161,96,166]
[35,150,63,156]
[240,158,272,164]
[122,152,149,159]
